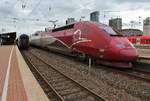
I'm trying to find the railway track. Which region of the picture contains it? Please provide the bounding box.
[131,67,150,81]
[22,51,64,101]
[23,51,106,101]
[95,65,150,84]
[138,56,150,64]
[121,68,150,83]
[28,47,150,84]
[139,56,150,61]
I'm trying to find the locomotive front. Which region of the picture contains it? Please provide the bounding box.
[97,23,139,67]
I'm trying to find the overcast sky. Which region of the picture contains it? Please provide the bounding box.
[0,0,150,35]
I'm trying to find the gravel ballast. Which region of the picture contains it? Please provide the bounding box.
[29,48,150,101]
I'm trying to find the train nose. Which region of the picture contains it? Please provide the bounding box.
[119,49,139,61]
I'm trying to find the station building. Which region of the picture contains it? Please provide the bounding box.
[90,11,99,22]
[121,29,143,36]
[143,17,150,36]
[109,18,122,30]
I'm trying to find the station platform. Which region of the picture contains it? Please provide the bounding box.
[0,45,49,101]
[137,49,150,58]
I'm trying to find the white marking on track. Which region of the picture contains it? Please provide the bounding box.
[1,46,14,101]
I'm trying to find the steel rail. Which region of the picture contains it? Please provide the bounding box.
[94,65,150,84]
[139,57,150,60]
[28,51,106,101]
[22,51,65,101]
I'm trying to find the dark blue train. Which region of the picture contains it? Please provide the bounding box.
[17,34,29,49]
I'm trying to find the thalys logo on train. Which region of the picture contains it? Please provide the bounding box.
[73,29,82,42]
[73,29,91,43]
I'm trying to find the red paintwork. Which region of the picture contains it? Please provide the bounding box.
[127,36,137,44]
[107,37,138,62]
[31,21,138,68]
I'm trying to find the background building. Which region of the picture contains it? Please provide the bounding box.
[90,11,99,22]
[109,18,122,30]
[66,18,76,24]
[121,29,143,36]
[143,17,150,36]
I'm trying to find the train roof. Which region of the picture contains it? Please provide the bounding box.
[0,32,16,35]
[140,36,150,39]
[19,34,29,37]
[42,21,121,36]
[48,21,110,32]
[0,32,16,39]
[128,35,150,39]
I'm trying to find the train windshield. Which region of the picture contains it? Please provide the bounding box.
[97,23,118,36]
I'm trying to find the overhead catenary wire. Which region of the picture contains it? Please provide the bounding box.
[28,0,42,17]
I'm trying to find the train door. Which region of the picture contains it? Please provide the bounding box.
[41,32,51,47]
[136,37,140,45]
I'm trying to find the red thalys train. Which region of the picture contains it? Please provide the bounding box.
[127,36,150,46]
[30,21,138,68]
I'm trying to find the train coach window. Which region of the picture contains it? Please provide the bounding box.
[97,23,118,36]
[146,39,150,43]
[35,33,39,36]
[142,40,144,43]
[1,34,10,38]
